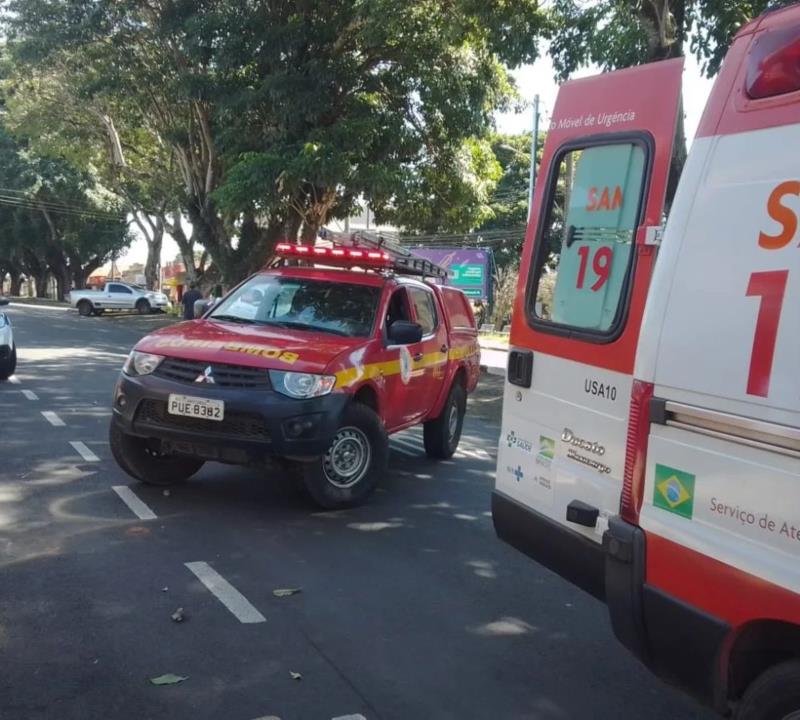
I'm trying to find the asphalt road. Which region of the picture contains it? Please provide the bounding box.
[0,304,713,720]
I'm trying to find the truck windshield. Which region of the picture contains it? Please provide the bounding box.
[209,276,381,337]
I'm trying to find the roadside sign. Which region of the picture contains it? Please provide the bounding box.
[410,248,492,301]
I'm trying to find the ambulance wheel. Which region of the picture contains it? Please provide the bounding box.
[736,660,800,720]
[0,344,16,380]
[423,382,465,459]
[109,422,204,486]
[301,403,387,509]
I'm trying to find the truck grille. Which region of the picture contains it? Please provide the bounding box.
[154,358,271,389]
[134,399,270,442]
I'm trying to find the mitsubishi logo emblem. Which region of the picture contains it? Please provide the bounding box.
[194,366,215,384]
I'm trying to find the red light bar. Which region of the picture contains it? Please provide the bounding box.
[747,24,800,99]
[274,243,392,268]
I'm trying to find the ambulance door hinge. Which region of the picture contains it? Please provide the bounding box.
[644,225,664,247]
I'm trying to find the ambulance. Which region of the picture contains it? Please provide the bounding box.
[492,4,800,717]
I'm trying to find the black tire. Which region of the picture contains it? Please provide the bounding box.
[77,300,93,317]
[109,421,204,486]
[0,344,16,381]
[300,403,388,509]
[92,308,105,316]
[735,660,800,720]
[423,382,466,459]
[135,298,151,315]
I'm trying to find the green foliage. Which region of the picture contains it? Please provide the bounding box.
[5,0,548,283]
[548,0,772,80]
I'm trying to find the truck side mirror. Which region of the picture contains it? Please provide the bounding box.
[387,320,423,345]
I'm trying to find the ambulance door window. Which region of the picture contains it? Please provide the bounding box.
[529,142,647,335]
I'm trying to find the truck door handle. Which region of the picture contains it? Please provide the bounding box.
[413,352,423,361]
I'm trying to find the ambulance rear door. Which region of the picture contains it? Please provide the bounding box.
[492,58,683,599]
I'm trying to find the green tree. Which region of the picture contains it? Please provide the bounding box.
[6,0,547,284]
[547,0,771,200]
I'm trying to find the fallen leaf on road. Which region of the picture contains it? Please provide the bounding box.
[290,672,302,681]
[150,674,188,686]
[171,607,185,623]
[273,588,302,598]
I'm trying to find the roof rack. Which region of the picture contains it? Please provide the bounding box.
[274,229,449,281]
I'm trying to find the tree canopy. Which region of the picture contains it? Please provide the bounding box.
[5,0,546,283]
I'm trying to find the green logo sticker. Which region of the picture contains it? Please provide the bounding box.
[654,464,695,519]
[538,436,555,461]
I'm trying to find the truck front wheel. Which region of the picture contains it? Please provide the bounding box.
[300,403,387,509]
[77,300,93,317]
[423,382,465,459]
[135,298,151,315]
[735,660,800,720]
[109,422,204,486]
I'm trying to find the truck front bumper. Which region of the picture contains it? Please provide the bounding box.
[111,372,349,465]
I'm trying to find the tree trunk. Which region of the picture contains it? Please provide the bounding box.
[34,271,49,298]
[167,212,200,285]
[134,212,165,290]
[9,274,21,296]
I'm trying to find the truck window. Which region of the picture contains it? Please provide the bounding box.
[108,284,133,294]
[528,142,647,335]
[408,287,438,335]
[442,289,475,329]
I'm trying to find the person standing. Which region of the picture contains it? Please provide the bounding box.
[181,282,203,320]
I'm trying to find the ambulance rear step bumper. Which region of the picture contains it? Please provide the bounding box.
[491,490,606,601]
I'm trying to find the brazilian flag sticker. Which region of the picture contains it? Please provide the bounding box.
[653,464,696,519]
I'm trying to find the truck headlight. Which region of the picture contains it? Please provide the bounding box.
[270,371,336,399]
[123,351,164,377]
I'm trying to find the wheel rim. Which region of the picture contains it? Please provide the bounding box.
[323,426,371,489]
[447,403,459,442]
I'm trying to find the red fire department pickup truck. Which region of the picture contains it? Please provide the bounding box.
[109,241,480,508]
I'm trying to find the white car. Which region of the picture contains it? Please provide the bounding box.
[68,281,171,316]
[0,297,15,381]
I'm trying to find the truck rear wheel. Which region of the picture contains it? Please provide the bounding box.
[109,422,204,486]
[735,660,800,720]
[135,298,151,315]
[77,300,93,317]
[0,344,16,381]
[423,382,465,459]
[300,403,387,509]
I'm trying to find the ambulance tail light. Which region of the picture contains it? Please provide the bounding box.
[746,24,800,99]
[620,380,654,523]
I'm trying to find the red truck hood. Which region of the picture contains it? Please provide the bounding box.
[136,319,365,374]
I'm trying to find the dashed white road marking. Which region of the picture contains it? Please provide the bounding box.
[332,715,367,720]
[184,561,266,624]
[41,410,65,427]
[21,389,38,400]
[112,485,157,521]
[8,375,20,384]
[70,441,100,462]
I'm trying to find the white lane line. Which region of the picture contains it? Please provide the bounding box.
[112,485,157,521]
[8,376,20,384]
[41,410,65,427]
[70,441,100,462]
[184,561,266,624]
[21,389,38,400]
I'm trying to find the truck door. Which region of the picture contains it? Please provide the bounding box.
[492,58,683,599]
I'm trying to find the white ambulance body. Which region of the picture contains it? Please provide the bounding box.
[493,4,800,717]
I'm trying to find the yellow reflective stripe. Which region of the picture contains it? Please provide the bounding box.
[335,344,475,390]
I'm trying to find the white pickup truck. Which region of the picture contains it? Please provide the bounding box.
[68,282,171,316]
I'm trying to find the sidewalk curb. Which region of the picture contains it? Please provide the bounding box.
[480,365,505,378]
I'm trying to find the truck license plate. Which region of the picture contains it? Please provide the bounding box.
[167,394,224,422]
